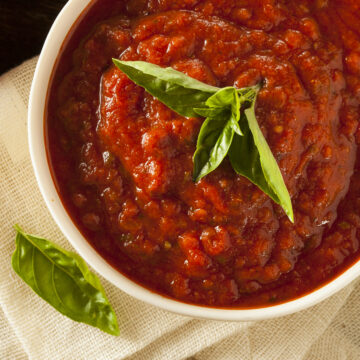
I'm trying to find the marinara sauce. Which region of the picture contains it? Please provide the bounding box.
[47,0,360,307]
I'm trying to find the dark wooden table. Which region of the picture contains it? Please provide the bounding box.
[0,0,68,74]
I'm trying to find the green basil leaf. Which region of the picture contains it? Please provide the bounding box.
[229,118,278,201]
[205,87,237,108]
[193,107,228,118]
[11,225,120,336]
[205,87,242,136]
[112,59,219,117]
[231,90,242,135]
[229,108,294,222]
[193,112,235,182]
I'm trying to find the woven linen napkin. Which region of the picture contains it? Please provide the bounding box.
[1,57,360,360]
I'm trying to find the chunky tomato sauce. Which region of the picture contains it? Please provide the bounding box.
[47,0,360,307]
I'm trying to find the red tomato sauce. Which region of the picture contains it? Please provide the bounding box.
[46,0,360,307]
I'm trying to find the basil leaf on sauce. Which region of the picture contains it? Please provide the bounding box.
[113,59,293,222]
[11,225,120,336]
[112,59,219,117]
[205,87,243,136]
[193,114,235,182]
[229,97,294,222]
[193,106,228,119]
[193,87,242,181]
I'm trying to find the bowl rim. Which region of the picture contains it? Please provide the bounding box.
[28,0,360,321]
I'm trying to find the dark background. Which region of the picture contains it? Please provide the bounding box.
[0,0,68,74]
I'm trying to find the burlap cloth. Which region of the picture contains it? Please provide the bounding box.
[1,57,360,360]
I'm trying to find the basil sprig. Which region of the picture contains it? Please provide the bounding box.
[113,59,294,222]
[12,225,120,336]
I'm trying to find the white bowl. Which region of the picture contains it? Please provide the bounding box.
[28,0,360,321]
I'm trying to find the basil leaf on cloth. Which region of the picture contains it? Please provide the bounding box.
[229,102,294,222]
[11,225,120,336]
[112,59,219,117]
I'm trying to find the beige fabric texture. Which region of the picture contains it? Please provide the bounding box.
[1,57,360,360]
